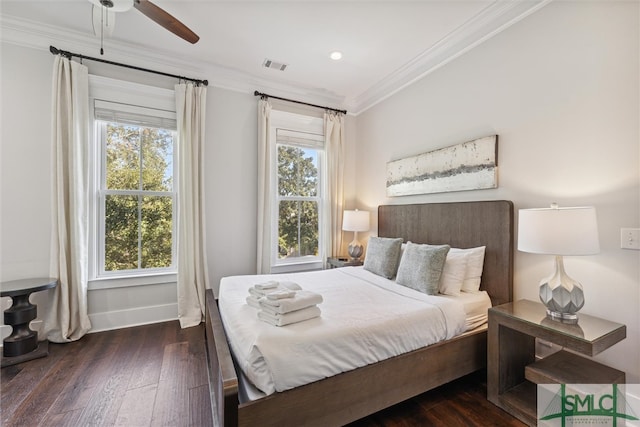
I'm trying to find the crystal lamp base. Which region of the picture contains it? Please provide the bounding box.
[347,241,364,261]
[539,255,584,324]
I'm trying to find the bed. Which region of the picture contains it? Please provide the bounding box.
[205,200,514,426]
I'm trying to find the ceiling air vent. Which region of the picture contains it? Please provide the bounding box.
[263,58,288,71]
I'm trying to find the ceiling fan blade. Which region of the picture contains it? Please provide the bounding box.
[133,0,199,44]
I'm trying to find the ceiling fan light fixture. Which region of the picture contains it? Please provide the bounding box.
[87,0,200,44]
[89,0,133,12]
[92,5,116,37]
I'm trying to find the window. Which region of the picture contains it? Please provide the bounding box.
[96,110,176,274]
[270,112,325,271]
[89,77,177,284]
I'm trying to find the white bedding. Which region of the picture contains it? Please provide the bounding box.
[440,288,493,330]
[218,267,486,396]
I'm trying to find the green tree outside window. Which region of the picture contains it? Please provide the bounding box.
[103,123,174,271]
[277,145,319,259]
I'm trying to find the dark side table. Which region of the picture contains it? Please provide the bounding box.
[1,277,57,367]
[487,299,626,426]
[326,257,364,268]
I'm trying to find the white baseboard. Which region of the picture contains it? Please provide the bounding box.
[0,306,177,344]
[88,303,178,333]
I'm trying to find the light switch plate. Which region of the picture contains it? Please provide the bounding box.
[620,228,640,250]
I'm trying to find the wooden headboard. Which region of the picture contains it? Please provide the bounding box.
[378,200,514,306]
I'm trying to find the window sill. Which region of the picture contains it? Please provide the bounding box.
[88,272,177,291]
[270,260,323,274]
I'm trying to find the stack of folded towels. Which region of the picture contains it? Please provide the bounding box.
[246,281,323,326]
[246,280,301,308]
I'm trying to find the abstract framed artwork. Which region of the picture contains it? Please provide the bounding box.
[386,135,498,196]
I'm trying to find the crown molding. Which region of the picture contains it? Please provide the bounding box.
[0,14,344,108]
[346,0,552,115]
[1,1,550,116]
[0,15,207,78]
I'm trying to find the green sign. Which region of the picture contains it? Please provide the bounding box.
[538,384,639,426]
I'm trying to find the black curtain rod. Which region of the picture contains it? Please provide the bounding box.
[49,46,208,86]
[254,91,346,115]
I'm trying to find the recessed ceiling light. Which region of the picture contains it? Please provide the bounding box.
[330,51,343,61]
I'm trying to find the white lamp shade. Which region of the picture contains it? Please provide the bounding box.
[518,206,600,255]
[342,210,370,232]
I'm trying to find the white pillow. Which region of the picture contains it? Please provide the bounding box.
[438,250,469,296]
[449,246,486,293]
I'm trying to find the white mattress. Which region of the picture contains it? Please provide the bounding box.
[218,266,491,397]
[439,288,492,330]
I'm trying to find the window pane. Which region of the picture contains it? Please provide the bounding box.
[141,196,173,268]
[278,200,319,259]
[277,145,318,197]
[142,128,174,191]
[104,195,139,271]
[106,124,140,190]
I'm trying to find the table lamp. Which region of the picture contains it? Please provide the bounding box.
[518,203,599,323]
[342,209,370,261]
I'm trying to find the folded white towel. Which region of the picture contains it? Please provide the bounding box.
[258,304,281,317]
[260,304,317,318]
[266,289,297,300]
[258,306,321,326]
[259,290,323,314]
[254,281,279,290]
[278,281,301,289]
[249,281,302,298]
[246,295,260,309]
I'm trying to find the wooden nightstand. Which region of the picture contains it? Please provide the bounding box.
[487,299,626,426]
[326,257,363,269]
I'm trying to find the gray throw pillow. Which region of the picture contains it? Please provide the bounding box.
[363,237,404,279]
[396,242,450,295]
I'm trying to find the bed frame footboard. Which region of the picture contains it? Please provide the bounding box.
[235,328,487,426]
[206,285,487,427]
[205,289,239,427]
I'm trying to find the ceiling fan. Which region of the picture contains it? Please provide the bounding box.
[90,0,199,45]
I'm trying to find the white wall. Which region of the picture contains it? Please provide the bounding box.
[1,43,56,335]
[204,83,258,289]
[1,44,52,281]
[355,1,639,381]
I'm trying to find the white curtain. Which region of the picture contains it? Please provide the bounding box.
[44,55,92,342]
[256,99,272,274]
[176,83,209,328]
[323,112,345,261]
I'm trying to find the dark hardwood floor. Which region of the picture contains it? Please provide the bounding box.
[1,321,211,427]
[2,321,524,426]
[351,370,525,427]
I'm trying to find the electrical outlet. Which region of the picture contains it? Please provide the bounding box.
[620,228,640,250]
